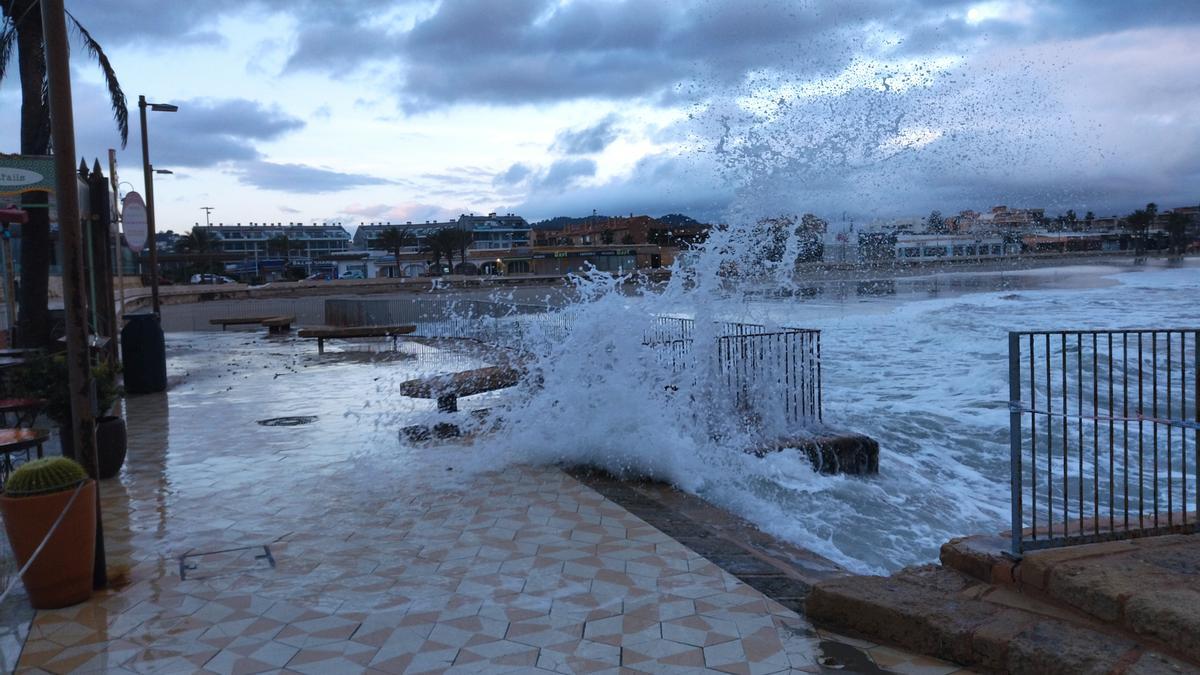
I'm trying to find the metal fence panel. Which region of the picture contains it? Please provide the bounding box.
[1009,329,1200,554]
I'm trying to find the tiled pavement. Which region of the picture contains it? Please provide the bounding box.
[1,334,963,673]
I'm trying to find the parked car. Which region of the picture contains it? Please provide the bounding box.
[305,272,332,281]
[338,270,365,280]
[189,273,236,284]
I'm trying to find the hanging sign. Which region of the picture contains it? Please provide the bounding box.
[0,155,56,197]
[122,192,149,252]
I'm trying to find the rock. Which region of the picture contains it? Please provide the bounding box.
[752,433,880,475]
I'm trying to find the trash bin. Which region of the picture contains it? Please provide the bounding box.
[121,313,166,394]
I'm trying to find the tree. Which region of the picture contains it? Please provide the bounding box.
[446,227,473,267]
[267,234,293,264]
[1084,211,1095,229]
[1123,209,1152,257]
[373,227,411,278]
[1166,211,1190,256]
[926,210,946,233]
[426,228,457,272]
[1,0,128,346]
[177,226,216,255]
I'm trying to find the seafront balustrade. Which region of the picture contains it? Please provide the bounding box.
[1008,329,1200,554]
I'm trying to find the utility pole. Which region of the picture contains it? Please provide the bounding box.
[201,206,213,227]
[40,0,106,588]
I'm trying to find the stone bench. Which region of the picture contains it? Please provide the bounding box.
[297,325,416,354]
[398,366,524,442]
[210,315,296,334]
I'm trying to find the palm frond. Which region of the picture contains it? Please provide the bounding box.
[66,10,128,148]
[0,20,14,85]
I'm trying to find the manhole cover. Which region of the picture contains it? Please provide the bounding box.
[179,544,275,581]
[257,416,317,426]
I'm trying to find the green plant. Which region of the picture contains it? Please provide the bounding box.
[10,355,122,425]
[4,457,88,497]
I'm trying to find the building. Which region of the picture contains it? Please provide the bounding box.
[198,222,352,262]
[893,233,1019,262]
[544,215,707,247]
[352,213,532,253]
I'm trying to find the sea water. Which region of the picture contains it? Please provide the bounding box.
[462,254,1199,574]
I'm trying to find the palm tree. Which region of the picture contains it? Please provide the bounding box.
[1166,211,1190,256]
[372,227,411,278]
[1123,209,1152,257]
[267,234,293,264]
[446,227,473,268]
[177,226,221,282]
[1,0,128,347]
[427,229,460,273]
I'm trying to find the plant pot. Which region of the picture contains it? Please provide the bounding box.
[96,416,127,479]
[0,479,96,609]
[57,417,128,479]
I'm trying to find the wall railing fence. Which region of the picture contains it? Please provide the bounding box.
[1008,329,1200,555]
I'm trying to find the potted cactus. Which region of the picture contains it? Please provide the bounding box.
[12,355,126,479]
[0,457,96,608]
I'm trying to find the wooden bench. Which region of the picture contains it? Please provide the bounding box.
[297,325,416,354]
[210,316,295,334]
[399,365,523,412]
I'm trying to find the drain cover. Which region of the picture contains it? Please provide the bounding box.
[179,544,275,581]
[257,416,317,426]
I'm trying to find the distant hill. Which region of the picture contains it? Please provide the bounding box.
[659,213,704,227]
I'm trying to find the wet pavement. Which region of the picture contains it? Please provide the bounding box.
[2,332,965,673]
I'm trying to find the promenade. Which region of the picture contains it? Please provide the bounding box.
[0,333,958,674]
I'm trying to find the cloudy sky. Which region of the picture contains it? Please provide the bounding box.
[3,0,1199,231]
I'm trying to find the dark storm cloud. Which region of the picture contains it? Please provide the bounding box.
[536,159,596,191]
[140,98,305,168]
[232,161,394,192]
[553,115,620,155]
[494,163,533,186]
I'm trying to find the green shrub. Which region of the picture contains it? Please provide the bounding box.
[4,457,88,497]
[9,355,122,425]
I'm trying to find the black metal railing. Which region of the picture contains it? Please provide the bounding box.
[647,322,822,427]
[1009,329,1200,554]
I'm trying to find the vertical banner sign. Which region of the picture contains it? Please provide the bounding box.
[122,191,149,253]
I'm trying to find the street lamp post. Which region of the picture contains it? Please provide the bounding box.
[138,95,177,315]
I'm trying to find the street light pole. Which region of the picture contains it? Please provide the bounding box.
[138,95,177,316]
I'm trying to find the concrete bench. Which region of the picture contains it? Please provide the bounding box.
[297,325,416,354]
[398,366,523,442]
[210,315,295,334]
[261,316,295,335]
[399,365,523,412]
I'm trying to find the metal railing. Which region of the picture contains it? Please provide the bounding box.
[1009,329,1200,554]
[647,322,822,426]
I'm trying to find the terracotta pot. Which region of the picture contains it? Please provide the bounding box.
[96,416,127,479]
[0,480,96,609]
[57,417,128,480]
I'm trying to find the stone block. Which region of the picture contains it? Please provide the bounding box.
[1004,618,1137,675]
[1123,589,1200,664]
[752,433,880,475]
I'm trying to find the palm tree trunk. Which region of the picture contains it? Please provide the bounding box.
[15,4,53,347]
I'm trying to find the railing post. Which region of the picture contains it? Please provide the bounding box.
[1009,331,1024,556]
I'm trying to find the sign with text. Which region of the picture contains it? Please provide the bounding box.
[122,192,149,253]
[0,155,56,197]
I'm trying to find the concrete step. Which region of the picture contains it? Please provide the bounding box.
[941,533,1200,666]
[805,564,1197,673]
